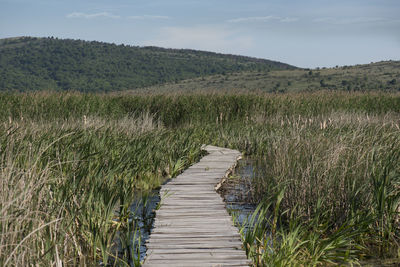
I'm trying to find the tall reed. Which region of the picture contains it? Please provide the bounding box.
[232,112,400,265]
[0,114,204,266]
[1,91,399,266]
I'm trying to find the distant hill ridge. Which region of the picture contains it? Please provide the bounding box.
[0,37,295,92]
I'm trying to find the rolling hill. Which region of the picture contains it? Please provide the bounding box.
[138,60,400,93]
[0,37,295,92]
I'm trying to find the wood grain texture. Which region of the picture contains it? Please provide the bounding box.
[142,145,251,267]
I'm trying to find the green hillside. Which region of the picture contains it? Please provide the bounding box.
[0,37,295,92]
[139,60,400,93]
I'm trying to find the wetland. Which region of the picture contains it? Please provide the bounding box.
[1,91,399,266]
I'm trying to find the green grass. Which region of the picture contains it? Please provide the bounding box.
[0,91,399,266]
[139,60,400,93]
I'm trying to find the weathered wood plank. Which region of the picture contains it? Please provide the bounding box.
[144,263,249,267]
[146,239,243,244]
[142,145,251,266]
[146,254,248,260]
[146,244,245,249]
[149,229,240,235]
[145,248,244,254]
[147,233,243,239]
[144,259,250,264]
[153,217,233,223]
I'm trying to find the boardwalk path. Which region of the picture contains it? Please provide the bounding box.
[143,145,251,267]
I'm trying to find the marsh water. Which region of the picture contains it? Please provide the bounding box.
[129,192,160,261]
[218,158,258,227]
[109,191,160,266]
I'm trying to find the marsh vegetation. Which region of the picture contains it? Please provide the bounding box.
[0,91,399,266]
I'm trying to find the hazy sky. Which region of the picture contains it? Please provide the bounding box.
[1,0,399,68]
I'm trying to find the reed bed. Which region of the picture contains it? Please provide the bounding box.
[235,112,400,266]
[0,116,203,266]
[0,91,399,266]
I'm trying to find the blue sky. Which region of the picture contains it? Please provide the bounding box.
[1,0,399,68]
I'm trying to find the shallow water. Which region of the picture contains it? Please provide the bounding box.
[219,158,257,228]
[109,191,160,266]
[129,191,160,261]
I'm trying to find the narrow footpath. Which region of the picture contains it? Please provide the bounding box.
[143,145,251,267]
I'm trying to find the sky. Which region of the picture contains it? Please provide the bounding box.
[0,0,399,68]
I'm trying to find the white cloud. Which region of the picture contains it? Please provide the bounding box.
[280,17,299,23]
[128,15,170,20]
[227,16,298,23]
[144,25,254,55]
[66,12,120,19]
[313,17,389,25]
[227,16,278,23]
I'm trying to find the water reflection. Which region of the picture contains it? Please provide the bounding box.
[219,158,257,228]
[110,191,160,266]
[129,191,160,261]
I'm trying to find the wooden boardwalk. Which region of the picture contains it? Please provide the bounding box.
[143,145,251,267]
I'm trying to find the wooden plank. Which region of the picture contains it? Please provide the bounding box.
[145,248,244,254]
[156,206,227,211]
[142,145,251,266]
[147,233,243,239]
[155,206,228,211]
[153,220,234,224]
[144,263,249,267]
[149,229,240,235]
[146,243,244,248]
[154,219,231,224]
[145,264,249,267]
[146,239,243,244]
[144,259,250,264]
[146,254,248,260]
[159,201,226,206]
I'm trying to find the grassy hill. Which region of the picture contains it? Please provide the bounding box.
[0,37,295,92]
[139,60,400,93]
